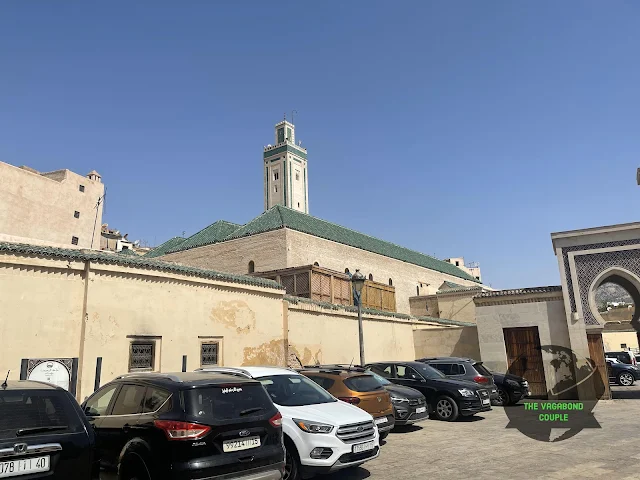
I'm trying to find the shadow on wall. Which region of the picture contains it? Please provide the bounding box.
[413,327,480,361]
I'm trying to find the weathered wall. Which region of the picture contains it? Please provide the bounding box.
[0,161,104,248]
[161,229,288,275]
[413,326,481,360]
[475,295,571,394]
[602,331,639,352]
[286,301,430,365]
[409,295,439,317]
[432,292,478,324]
[285,229,480,315]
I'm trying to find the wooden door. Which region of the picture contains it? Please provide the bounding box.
[587,333,611,400]
[503,327,547,397]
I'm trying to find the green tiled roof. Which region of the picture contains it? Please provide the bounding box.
[166,221,241,254]
[441,281,463,289]
[145,237,186,258]
[118,248,138,256]
[229,206,480,283]
[0,242,283,290]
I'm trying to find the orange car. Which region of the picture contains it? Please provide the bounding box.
[299,365,395,439]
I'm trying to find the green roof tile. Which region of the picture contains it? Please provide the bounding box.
[228,206,480,283]
[118,248,139,256]
[145,237,186,258]
[0,242,283,290]
[166,221,241,254]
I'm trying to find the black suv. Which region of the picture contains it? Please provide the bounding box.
[416,357,498,399]
[81,372,285,480]
[366,361,492,422]
[0,379,98,479]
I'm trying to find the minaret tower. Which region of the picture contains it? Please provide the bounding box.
[263,117,309,213]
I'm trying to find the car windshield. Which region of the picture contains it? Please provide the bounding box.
[258,374,336,407]
[366,371,392,386]
[184,383,274,421]
[415,364,447,379]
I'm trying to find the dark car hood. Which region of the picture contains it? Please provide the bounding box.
[383,384,424,399]
[492,372,526,384]
[428,377,488,390]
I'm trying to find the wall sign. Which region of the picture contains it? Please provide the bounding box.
[20,358,78,396]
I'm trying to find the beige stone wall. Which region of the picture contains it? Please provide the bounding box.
[409,295,439,317]
[413,327,481,360]
[0,161,104,249]
[285,229,480,315]
[286,301,425,365]
[475,296,570,394]
[161,229,288,275]
[602,331,639,352]
[435,292,478,323]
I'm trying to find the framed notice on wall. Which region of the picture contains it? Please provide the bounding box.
[20,358,79,396]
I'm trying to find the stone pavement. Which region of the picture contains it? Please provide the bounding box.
[325,386,640,479]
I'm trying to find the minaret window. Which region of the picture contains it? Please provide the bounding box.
[273,171,279,181]
[295,170,300,181]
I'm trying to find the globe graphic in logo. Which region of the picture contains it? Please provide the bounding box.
[504,345,603,442]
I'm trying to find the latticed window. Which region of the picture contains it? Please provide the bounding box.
[129,342,154,371]
[201,343,219,366]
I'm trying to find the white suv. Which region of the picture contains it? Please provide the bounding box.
[196,366,380,480]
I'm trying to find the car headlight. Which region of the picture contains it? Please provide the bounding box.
[505,379,520,387]
[390,396,409,404]
[293,418,334,434]
[458,388,476,397]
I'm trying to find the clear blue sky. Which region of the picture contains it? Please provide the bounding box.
[2,2,639,289]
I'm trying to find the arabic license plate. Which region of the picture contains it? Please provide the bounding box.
[374,416,387,425]
[353,440,375,454]
[416,406,427,414]
[482,399,490,406]
[222,436,261,453]
[0,456,50,478]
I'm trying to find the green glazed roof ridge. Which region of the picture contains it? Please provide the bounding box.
[144,236,186,258]
[166,220,242,254]
[228,206,479,283]
[0,241,283,290]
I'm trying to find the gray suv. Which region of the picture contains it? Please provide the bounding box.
[417,357,498,399]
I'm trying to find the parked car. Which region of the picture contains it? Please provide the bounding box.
[607,359,640,386]
[298,365,395,440]
[81,372,285,480]
[605,351,637,366]
[364,369,429,425]
[0,379,98,479]
[416,357,498,400]
[196,367,379,480]
[366,361,492,422]
[490,372,530,406]
[636,354,640,364]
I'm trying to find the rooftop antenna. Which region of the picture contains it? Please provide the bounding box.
[291,109,298,125]
[1,370,9,389]
[90,190,106,249]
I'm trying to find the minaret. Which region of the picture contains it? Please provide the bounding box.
[263,118,309,213]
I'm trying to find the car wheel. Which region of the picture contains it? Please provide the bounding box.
[617,372,635,386]
[492,388,511,406]
[434,396,459,421]
[283,440,301,480]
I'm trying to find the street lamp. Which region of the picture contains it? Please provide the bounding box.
[351,269,366,366]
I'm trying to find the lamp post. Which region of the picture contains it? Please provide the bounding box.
[351,269,366,366]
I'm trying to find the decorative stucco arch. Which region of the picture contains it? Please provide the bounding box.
[588,266,640,329]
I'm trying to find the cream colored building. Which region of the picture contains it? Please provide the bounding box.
[0,161,104,249]
[0,241,465,401]
[444,257,482,282]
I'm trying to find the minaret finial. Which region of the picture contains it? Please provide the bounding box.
[284,112,286,121]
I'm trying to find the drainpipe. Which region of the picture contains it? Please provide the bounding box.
[76,260,91,401]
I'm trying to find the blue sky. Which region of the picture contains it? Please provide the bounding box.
[1,2,639,289]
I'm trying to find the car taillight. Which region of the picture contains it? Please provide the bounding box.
[474,376,490,384]
[338,396,361,405]
[154,420,211,440]
[269,412,283,428]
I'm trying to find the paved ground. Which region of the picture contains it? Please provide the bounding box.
[325,385,640,480]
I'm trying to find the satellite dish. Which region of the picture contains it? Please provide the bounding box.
[267,144,272,147]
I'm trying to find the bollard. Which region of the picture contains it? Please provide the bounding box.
[182,355,187,372]
[94,357,102,392]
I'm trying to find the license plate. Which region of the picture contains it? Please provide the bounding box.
[353,440,375,453]
[222,436,261,453]
[374,416,387,425]
[482,399,490,406]
[416,406,427,414]
[0,456,50,478]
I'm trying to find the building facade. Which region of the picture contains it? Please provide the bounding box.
[0,161,104,249]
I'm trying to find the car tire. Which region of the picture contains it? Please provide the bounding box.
[434,396,459,421]
[379,431,389,440]
[617,372,635,386]
[492,388,511,407]
[119,454,150,480]
[283,438,302,480]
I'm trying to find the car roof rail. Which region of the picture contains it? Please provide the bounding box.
[115,373,183,382]
[194,367,253,378]
[302,364,367,373]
